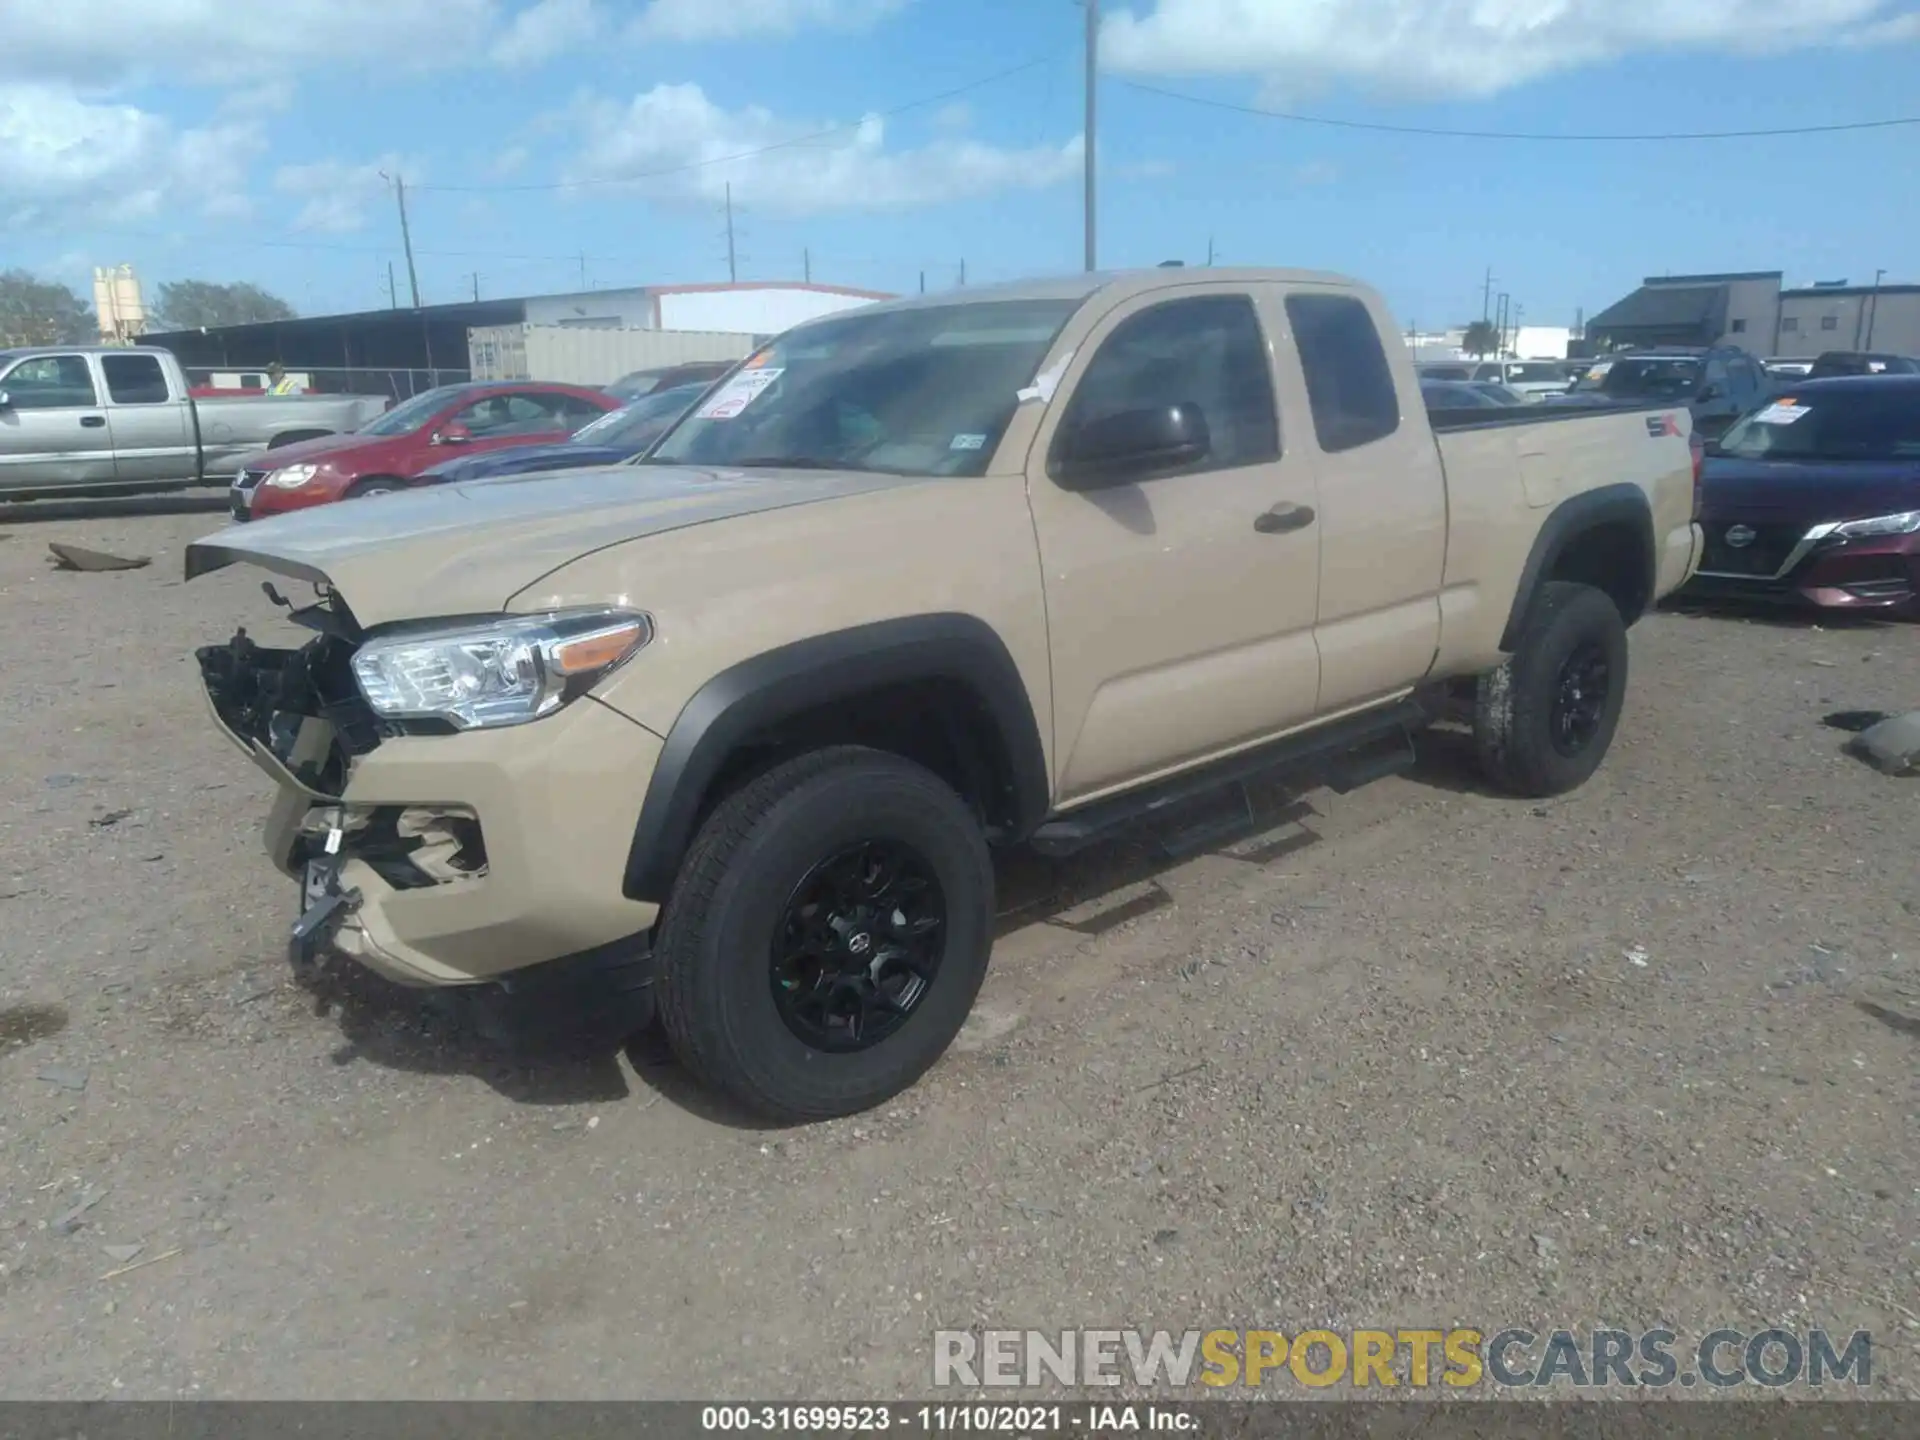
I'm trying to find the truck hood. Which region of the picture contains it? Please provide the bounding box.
[186,462,922,626]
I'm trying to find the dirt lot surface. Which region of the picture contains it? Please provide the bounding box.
[1,513,1916,1401]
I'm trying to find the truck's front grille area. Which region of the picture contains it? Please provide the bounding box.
[1699,523,1804,578]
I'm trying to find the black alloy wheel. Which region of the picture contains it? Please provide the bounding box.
[1550,640,1612,757]
[770,839,946,1052]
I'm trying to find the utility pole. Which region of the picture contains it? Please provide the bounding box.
[469,273,480,302]
[1495,293,1510,354]
[385,262,397,310]
[578,253,588,289]
[1206,235,1216,266]
[725,183,738,284]
[1083,0,1099,271]
[958,258,967,287]
[803,248,811,284]
[1512,303,1525,354]
[1482,267,1496,323]
[381,172,421,308]
[1864,268,1886,349]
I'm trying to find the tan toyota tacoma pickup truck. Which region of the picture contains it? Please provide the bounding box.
[187,268,1703,1120]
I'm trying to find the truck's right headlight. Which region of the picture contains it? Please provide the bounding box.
[351,608,652,730]
[265,464,320,489]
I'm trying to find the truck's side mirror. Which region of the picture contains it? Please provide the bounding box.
[432,422,473,445]
[1053,403,1211,489]
[1698,382,1725,402]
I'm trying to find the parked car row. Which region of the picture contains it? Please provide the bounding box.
[228,381,620,519]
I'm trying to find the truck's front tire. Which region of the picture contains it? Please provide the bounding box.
[653,746,994,1122]
[1474,581,1629,797]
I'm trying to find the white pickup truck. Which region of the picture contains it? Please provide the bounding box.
[0,345,388,498]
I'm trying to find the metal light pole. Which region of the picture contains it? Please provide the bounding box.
[1084,0,1098,271]
[1865,268,1887,349]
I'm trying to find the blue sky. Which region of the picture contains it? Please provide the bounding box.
[3,0,1918,331]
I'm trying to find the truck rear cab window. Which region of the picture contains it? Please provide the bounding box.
[2,354,97,409]
[1286,293,1400,454]
[101,353,171,405]
[1056,294,1279,476]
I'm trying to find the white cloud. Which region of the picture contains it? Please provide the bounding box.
[1101,0,1920,99]
[563,83,1081,214]
[0,0,503,88]
[273,155,413,234]
[0,83,256,229]
[627,0,910,43]
[492,0,604,66]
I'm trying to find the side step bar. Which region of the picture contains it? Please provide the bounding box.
[1029,697,1428,858]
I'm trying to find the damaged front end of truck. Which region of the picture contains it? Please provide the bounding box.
[195,584,488,972]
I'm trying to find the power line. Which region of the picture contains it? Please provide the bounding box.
[1118,78,1920,141]
[410,51,1065,196]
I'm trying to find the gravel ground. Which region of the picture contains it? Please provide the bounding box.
[0,514,1915,1401]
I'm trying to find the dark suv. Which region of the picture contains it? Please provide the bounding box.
[1561,345,1769,439]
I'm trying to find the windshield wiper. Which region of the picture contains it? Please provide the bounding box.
[728,455,863,470]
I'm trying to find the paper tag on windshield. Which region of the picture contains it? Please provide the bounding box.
[1752,402,1809,425]
[1016,349,1075,405]
[696,367,783,420]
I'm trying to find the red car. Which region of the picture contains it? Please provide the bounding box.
[230,381,618,520]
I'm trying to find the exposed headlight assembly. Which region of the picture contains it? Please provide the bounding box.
[265,464,320,489]
[351,608,652,730]
[1831,511,1920,539]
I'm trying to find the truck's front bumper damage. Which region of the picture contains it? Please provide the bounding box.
[196,626,663,994]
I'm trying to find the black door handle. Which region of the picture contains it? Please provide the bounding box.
[1254,502,1315,534]
[80,415,106,428]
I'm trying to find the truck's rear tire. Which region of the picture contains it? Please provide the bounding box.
[653,746,994,1122]
[1474,581,1628,797]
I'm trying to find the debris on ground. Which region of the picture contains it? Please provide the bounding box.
[50,1187,110,1236]
[43,773,84,788]
[47,543,152,572]
[1850,711,1920,776]
[101,1243,144,1264]
[1624,946,1651,968]
[36,1064,89,1092]
[89,809,134,828]
[99,1246,183,1282]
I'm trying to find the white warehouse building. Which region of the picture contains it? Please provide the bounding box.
[522,281,891,336]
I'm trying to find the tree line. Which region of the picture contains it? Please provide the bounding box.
[0,271,297,347]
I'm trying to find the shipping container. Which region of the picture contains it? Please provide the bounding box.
[467,325,761,385]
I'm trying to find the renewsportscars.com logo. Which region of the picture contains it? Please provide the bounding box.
[933,1328,1874,1391]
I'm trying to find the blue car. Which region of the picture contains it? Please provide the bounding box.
[416,382,707,484]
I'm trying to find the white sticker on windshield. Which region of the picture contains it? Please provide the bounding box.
[1017,348,1075,405]
[695,367,783,420]
[950,432,987,451]
[1752,402,1810,425]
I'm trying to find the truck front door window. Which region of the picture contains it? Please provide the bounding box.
[1285,293,1401,454]
[2,355,97,410]
[101,353,171,404]
[1054,294,1278,478]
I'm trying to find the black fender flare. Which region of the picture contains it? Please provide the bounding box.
[1499,483,1656,652]
[621,613,1050,904]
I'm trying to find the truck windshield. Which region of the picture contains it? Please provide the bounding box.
[1571,357,1700,399]
[645,299,1081,477]
[1719,389,1920,461]
[357,386,462,436]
